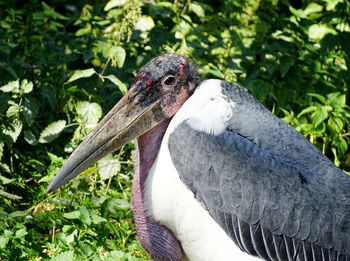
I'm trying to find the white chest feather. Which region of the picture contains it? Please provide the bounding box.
[143,80,261,260]
[144,144,260,261]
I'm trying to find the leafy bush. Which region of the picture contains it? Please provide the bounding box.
[0,0,349,259]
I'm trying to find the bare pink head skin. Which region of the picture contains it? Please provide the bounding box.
[46,54,199,260]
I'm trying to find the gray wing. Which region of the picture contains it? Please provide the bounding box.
[168,81,350,261]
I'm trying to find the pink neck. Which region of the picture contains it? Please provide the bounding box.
[132,119,182,260]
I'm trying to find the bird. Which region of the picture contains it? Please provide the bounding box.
[47,53,350,261]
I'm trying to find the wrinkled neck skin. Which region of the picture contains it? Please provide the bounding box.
[132,118,182,261]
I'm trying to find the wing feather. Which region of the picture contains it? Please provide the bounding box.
[168,80,350,259]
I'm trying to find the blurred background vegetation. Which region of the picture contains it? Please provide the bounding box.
[0,0,349,260]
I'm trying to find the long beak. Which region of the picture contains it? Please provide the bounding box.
[46,88,161,193]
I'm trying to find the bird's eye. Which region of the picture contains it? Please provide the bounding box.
[162,75,177,86]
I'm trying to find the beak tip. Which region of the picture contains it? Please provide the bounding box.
[46,179,59,194]
[46,183,54,194]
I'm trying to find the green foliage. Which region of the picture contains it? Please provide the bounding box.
[0,0,349,259]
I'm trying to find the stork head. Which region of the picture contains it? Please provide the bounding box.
[46,53,198,193]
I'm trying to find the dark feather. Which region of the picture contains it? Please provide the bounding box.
[168,80,350,260]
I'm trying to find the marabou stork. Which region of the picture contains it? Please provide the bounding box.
[47,53,350,261]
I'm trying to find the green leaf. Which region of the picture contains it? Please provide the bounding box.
[24,130,38,146]
[324,0,343,11]
[63,211,81,220]
[0,230,13,248]
[104,0,126,11]
[66,68,96,83]
[79,206,91,225]
[0,190,22,200]
[14,228,27,238]
[298,106,317,118]
[52,250,74,261]
[135,16,155,31]
[307,93,326,104]
[111,46,126,68]
[313,106,329,126]
[0,163,10,173]
[9,211,26,218]
[290,3,323,19]
[91,213,107,224]
[39,120,66,143]
[0,174,14,185]
[96,41,111,59]
[304,3,323,14]
[339,137,348,157]
[310,121,326,134]
[279,56,294,78]
[0,93,9,114]
[3,118,23,143]
[98,154,120,180]
[190,2,205,18]
[308,24,337,41]
[6,104,21,118]
[105,75,128,94]
[47,152,65,164]
[20,79,33,93]
[0,141,3,161]
[23,97,39,125]
[77,101,102,128]
[328,117,341,134]
[75,24,91,36]
[328,93,346,107]
[0,235,9,248]
[0,80,19,93]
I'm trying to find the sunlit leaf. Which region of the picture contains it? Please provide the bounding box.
[39,120,66,143]
[309,24,337,41]
[23,97,39,125]
[14,228,27,238]
[190,2,205,18]
[0,80,19,93]
[75,24,91,36]
[76,101,102,129]
[66,68,96,83]
[20,79,33,93]
[111,46,126,68]
[63,211,81,219]
[324,0,343,11]
[0,190,22,200]
[290,3,323,19]
[104,0,126,11]
[24,130,38,146]
[51,250,74,261]
[105,75,128,94]
[0,174,14,185]
[3,118,23,143]
[307,93,326,104]
[313,106,329,126]
[91,213,107,224]
[135,16,155,31]
[98,154,120,180]
[328,92,346,107]
[0,141,3,161]
[298,106,317,118]
[0,235,9,248]
[6,104,21,118]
